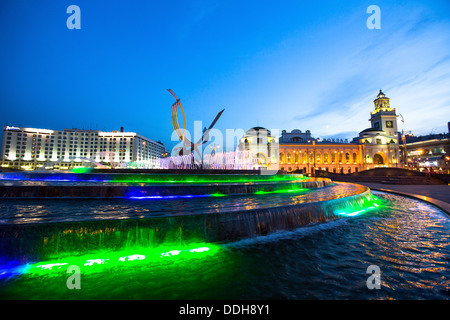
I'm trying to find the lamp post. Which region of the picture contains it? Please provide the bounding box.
[334,151,338,173]
[313,140,316,177]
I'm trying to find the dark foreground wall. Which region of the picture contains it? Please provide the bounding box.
[317,168,446,185]
[0,179,332,198]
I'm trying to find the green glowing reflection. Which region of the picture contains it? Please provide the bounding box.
[334,195,382,217]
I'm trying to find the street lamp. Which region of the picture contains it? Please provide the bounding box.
[398,113,407,168]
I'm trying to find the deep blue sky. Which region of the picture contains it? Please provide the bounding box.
[1,0,449,151]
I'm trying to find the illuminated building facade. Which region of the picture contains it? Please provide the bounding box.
[279,140,363,174]
[279,90,400,174]
[238,127,279,170]
[0,126,165,170]
[401,131,450,173]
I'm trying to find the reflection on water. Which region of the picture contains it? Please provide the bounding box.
[0,191,448,299]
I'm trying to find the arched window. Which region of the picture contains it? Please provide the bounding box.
[279,152,285,163]
[352,152,357,163]
[287,152,292,163]
[324,152,329,164]
[331,152,336,163]
[316,152,321,164]
[308,152,313,163]
[338,152,343,163]
[294,152,299,163]
[302,152,307,164]
[345,152,350,163]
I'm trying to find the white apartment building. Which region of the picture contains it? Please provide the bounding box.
[0,126,166,170]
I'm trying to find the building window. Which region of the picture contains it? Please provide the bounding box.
[376,138,382,144]
[308,153,313,163]
[386,121,393,128]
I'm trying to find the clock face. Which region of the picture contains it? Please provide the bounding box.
[386,121,393,128]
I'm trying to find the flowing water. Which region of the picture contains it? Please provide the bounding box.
[0,190,448,299]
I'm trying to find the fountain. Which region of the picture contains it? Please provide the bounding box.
[0,91,447,299]
[0,170,448,300]
[0,170,378,266]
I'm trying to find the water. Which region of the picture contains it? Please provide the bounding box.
[0,183,365,224]
[0,191,448,299]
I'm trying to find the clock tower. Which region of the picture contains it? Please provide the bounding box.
[359,90,400,167]
[370,89,398,136]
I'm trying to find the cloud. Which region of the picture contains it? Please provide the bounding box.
[287,10,450,138]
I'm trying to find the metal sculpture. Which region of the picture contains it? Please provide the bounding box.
[167,89,224,161]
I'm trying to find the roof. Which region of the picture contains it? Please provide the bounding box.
[360,128,383,133]
[377,89,386,98]
[249,126,268,131]
[246,127,271,135]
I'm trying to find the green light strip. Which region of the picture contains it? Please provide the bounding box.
[254,187,308,195]
[25,243,222,277]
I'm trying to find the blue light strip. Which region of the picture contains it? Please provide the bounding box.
[0,263,31,280]
[127,194,212,200]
